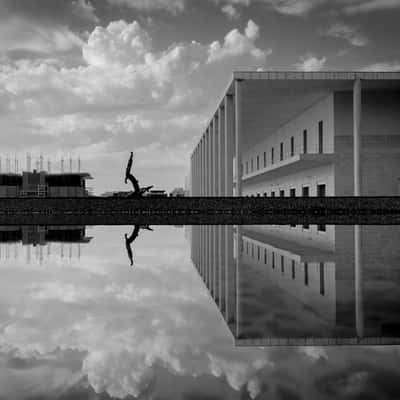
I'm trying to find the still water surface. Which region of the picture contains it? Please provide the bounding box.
[0,225,399,399]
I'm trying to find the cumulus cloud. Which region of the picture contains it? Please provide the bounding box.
[294,53,326,71]
[208,20,268,63]
[320,23,368,47]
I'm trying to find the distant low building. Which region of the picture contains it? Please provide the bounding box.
[144,189,168,197]
[0,170,93,197]
[169,187,186,197]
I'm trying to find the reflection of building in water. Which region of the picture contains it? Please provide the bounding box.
[0,226,92,262]
[190,225,400,345]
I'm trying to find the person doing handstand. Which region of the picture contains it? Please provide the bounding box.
[125,152,141,196]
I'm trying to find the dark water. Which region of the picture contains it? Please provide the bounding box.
[0,225,399,399]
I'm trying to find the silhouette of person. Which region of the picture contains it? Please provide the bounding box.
[124,225,153,266]
[125,152,141,196]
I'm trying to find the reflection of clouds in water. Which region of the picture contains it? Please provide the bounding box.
[0,227,271,399]
[0,226,399,399]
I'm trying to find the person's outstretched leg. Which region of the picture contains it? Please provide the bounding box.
[127,173,141,195]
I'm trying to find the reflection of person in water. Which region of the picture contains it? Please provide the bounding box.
[125,152,141,196]
[124,225,153,267]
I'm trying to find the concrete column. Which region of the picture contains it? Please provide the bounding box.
[235,80,242,196]
[208,127,212,196]
[191,154,194,196]
[201,136,205,196]
[212,225,217,300]
[219,106,225,197]
[225,225,234,322]
[354,79,362,196]
[355,225,364,339]
[219,224,225,310]
[213,114,219,196]
[235,225,241,337]
[225,95,234,196]
[196,147,200,196]
[210,120,215,196]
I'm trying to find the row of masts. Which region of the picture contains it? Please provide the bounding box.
[0,242,82,263]
[0,153,82,174]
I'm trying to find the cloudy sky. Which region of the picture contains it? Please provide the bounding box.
[0,0,400,193]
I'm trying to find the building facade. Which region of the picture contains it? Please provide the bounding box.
[189,71,400,199]
[0,170,93,197]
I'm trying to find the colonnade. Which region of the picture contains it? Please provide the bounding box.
[190,81,242,197]
[190,225,237,325]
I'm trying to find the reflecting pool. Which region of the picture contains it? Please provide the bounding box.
[0,225,399,399]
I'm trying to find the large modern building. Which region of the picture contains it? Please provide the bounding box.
[0,170,93,197]
[190,71,400,199]
[190,224,400,345]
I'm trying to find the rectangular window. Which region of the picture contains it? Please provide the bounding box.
[271,147,274,164]
[263,192,267,197]
[290,136,294,156]
[272,252,275,269]
[318,224,326,232]
[271,191,275,197]
[302,186,310,229]
[302,186,309,197]
[318,121,323,153]
[246,161,248,174]
[257,193,260,197]
[246,242,249,254]
[303,129,308,154]
[317,183,326,197]
[257,246,260,261]
[280,189,285,197]
[292,260,295,280]
[257,155,260,170]
[263,151,266,168]
[281,255,284,275]
[320,262,325,295]
[264,248,267,264]
[290,188,296,197]
[251,158,254,172]
[251,243,254,258]
[280,142,284,161]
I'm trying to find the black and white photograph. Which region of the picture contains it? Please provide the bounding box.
[0,0,400,399]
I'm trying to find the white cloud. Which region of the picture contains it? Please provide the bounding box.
[0,17,84,55]
[320,23,368,47]
[222,4,241,18]
[342,0,400,14]
[217,0,400,16]
[294,53,326,71]
[71,0,100,23]
[106,0,185,14]
[208,20,268,63]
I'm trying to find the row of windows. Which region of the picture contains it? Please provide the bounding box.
[244,241,326,295]
[245,184,327,231]
[246,183,326,197]
[244,120,324,175]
